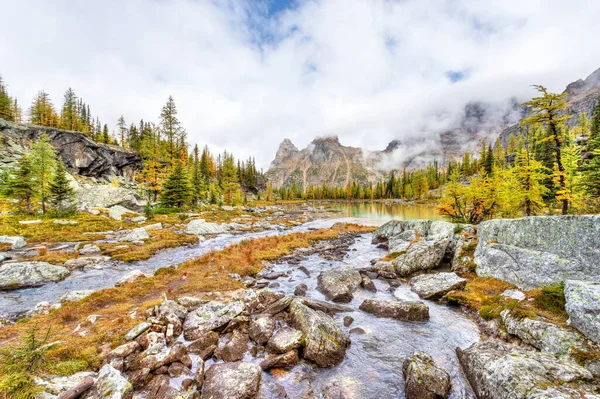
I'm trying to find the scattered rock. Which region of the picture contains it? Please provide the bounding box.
[33,371,96,396]
[409,272,466,299]
[132,216,147,223]
[144,222,163,231]
[215,332,249,362]
[52,219,78,225]
[64,256,111,269]
[343,316,354,327]
[372,261,396,279]
[79,244,101,255]
[248,316,275,345]
[260,350,299,370]
[26,301,61,316]
[19,219,42,225]
[359,298,429,322]
[267,327,304,354]
[187,330,219,359]
[114,270,147,287]
[109,205,134,221]
[96,364,133,399]
[185,219,228,235]
[0,235,26,249]
[183,300,245,340]
[317,266,362,303]
[59,289,95,303]
[501,289,526,301]
[119,228,149,242]
[202,362,262,399]
[0,261,69,290]
[564,280,600,344]
[294,283,308,296]
[402,351,451,399]
[125,322,152,341]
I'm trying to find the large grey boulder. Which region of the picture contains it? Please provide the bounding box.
[475,216,600,289]
[248,315,275,345]
[457,339,596,399]
[409,272,466,299]
[118,228,149,242]
[0,261,69,290]
[0,235,26,249]
[267,327,304,354]
[317,266,362,302]
[185,219,228,235]
[402,351,451,399]
[183,300,245,340]
[288,299,350,367]
[96,364,133,399]
[564,280,600,344]
[202,362,262,399]
[359,298,429,322]
[500,310,588,357]
[33,371,97,396]
[76,184,145,211]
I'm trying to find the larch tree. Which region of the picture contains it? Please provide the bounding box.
[117,115,127,147]
[29,134,57,213]
[513,148,548,216]
[0,75,15,121]
[60,88,79,131]
[29,91,60,128]
[4,155,36,213]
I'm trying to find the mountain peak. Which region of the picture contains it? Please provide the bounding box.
[311,135,340,146]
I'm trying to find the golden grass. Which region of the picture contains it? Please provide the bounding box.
[99,230,199,262]
[33,250,79,264]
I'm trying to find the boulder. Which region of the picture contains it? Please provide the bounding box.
[144,222,162,231]
[248,315,275,345]
[59,289,95,303]
[215,332,249,362]
[294,283,308,296]
[501,310,588,357]
[96,364,133,399]
[202,362,262,399]
[457,339,596,399]
[132,216,147,223]
[109,205,134,221]
[124,322,152,341]
[450,233,477,274]
[33,371,96,396]
[317,266,362,303]
[393,238,451,277]
[64,256,111,269]
[119,228,149,242]
[501,289,526,301]
[359,298,429,322]
[372,260,397,279]
[267,327,304,354]
[0,261,69,290]
[187,330,219,359]
[360,275,377,292]
[185,219,228,235]
[79,244,101,255]
[564,280,600,344]
[26,301,61,317]
[0,235,26,249]
[402,351,451,399]
[183,300,245,340]
[259,350,299,370]
[133,342,191,371]
[409,272,466,299]
[288,299,350,367]
[475,216,600,289]
[114,270,147,287]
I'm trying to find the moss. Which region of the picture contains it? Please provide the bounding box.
[532,282,567,319]
[571,347,600,366]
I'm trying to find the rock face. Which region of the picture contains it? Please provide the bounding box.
[0,119,142,180]
[317,266,362,302]
[402,352,451,399]
[564,280,600,344]
[457,339,595,399]
[202,362,262,399]
[409,272,467,299]
[475,216,600,289]
[359,298,429,322]
[0,261,69,290]
[288,299,350,367]
[185,219,228,235]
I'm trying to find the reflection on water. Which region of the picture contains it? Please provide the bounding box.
[325,202,445,221]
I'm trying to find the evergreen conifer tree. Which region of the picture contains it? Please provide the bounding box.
[159,162,192,208]
[5,156,36,213]
[29,134,56,214]
[49,159,75,215]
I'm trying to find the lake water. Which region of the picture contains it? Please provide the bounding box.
[321,201,445,221]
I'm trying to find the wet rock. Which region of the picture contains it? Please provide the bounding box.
[133,342,191,371]
[299,298,353,315]
[359,298,429,322]
[402,351,451,399]
[215,332,249,362]
[168,361,192,378]
[124,322,151,341]
[114,270,147,287]
[248,315,275,345]
[147,374,180,399]
[501,289,526,301]
[202,361,262,399]
[185,219,228,235]
[79,244,101,255]
[343,316,354,327]
[0,261,69,290]
[258,380,289,399]
[393,237,451,277]
[0,235,26,249]
[564,280,600,344]
[409,272,466,299]
[297,265,311,277]
[244,288,285,314]
[475,216,600,289]
[288,299,350,367]
[109,205,133,221]
[360,275,377,292]
[372,261,396,279]
[294,283,308,296]
[64,256,111,269]
[260,271,286,280]
[267,327,304,353]
[457,339,596,399]
[322,380,354,399]
[349,327,366,335]
[125,367,151,389]
[96,364,133,399]
[501,310,588,357]
[138,332,166,351]
[183,300,245,340]
[317,266,362,303]
[59,289,94,303]
[259,349,299,370]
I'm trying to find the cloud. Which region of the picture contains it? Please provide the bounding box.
[1,0,599,171]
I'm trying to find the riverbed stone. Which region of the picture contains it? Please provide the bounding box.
[114,270,147,287]
[409,272,466,299]
[361,274,377,292]
[59,289,95,303]
[96,364,133,399]
[294,283,308,296]
[564,280,600,344]
[0,235,26,249]
[475,215,600,289]
[501,310,588,357]
[317,266,362,303]
[202,361,262,399]
[79,244,101,255]
[185,219,228,235]
[248,315,275,345]
[267,327,304,354]
[125,322,152,341]
[393,237,451,277]
[359,298,429,322]
[402,351,451,399]
[183,300,245,340]
[372,260,397,279]
[215,332,249,362]
[0,261,69,290]
[288,299,350,367]
[260,349,299,370]
[119,228,149,242]
[187,330,219,359]
[457,339,596,399]
[64,256,111,269]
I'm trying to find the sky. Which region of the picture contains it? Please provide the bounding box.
[2,0,600,170]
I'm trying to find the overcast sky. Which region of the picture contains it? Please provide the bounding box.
[2,0,600,170]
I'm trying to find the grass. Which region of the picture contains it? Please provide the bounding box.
[0,224,368,396]
[33,250,79,264]
[99,229,199,262]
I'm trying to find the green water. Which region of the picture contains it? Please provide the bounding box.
[325,201,445,221]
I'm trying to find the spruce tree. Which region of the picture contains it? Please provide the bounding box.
[5,156,36,214]
[159,162,192,209]
[29,134,56,214]
[102,124,109,144]
[49,159,75,215]
[0,75,14,121]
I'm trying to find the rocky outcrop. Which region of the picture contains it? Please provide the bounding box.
[185,219,228,235]
[564,280,600,344]
[0,119,142,180]
[409,272,466,299]
[475,216,600,289]
[457,339,596,399]
[402,351,451,399]
[0,261,69,290]
[317,266,362,302]
[359,298,429,322]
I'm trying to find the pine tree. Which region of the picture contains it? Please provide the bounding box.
[29,134,56,214]
[160,96,182,164]
[0,75,15,121]
[60,88,79,131]
[29,91,60,127]
[117,115,127,147]
[159,162,193,208]
[49,159,75,215]
[585,97,600,198]
[102,124,109,144]
[4,156,36,213]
